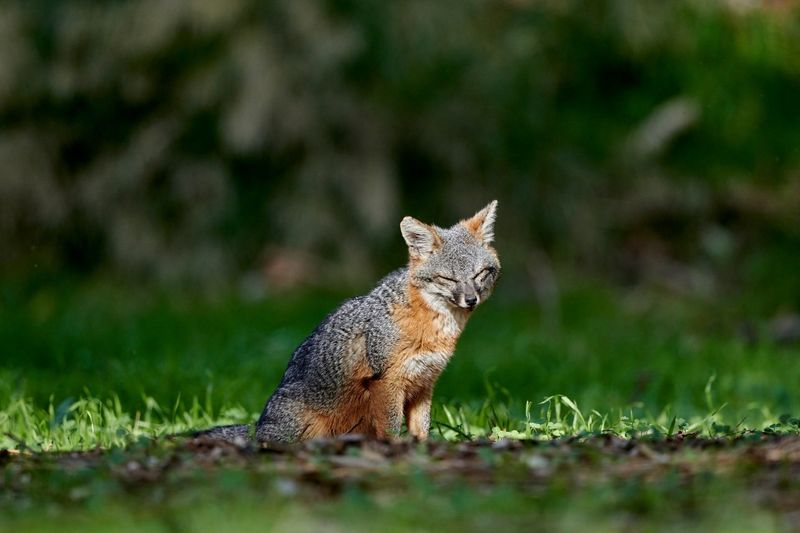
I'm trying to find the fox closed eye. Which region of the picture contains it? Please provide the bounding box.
[474,266,496,281]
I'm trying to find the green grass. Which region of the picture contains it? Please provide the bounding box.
[3,389,798,453]
[2,276,800,530]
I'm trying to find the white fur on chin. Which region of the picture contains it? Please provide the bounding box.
[419,290,469,337]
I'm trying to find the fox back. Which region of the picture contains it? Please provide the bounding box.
[198,201,500,443]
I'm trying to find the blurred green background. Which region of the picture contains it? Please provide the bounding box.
[1,0,800,423]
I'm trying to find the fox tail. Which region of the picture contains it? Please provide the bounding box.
[191,423,253,442]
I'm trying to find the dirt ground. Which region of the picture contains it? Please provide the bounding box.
[3,433,800,528]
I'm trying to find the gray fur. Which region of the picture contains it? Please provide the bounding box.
[194,201,500,443]
[252,269,406,441]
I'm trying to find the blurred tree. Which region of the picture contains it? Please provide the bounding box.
[0,0,798,305]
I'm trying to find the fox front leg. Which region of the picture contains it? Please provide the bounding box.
[370,383,404,439]
[405,390,433,440]
[385,401,404,438]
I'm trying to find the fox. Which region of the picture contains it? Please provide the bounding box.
[197,200,500,443]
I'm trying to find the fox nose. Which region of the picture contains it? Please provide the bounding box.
[464,295,478,308]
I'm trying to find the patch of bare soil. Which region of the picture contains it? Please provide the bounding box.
[2,433,800,522]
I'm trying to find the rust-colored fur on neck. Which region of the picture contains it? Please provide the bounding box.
[393,282,462,357]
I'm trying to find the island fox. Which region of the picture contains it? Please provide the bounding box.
[198,200,500,443]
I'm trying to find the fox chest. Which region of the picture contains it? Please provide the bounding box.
[401,350,453,387]
[387,296,466,393]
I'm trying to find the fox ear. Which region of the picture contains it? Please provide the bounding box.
[401,216,441,259]
[463,200,498,245]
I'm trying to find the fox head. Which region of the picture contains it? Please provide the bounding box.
[401,200,500,312]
